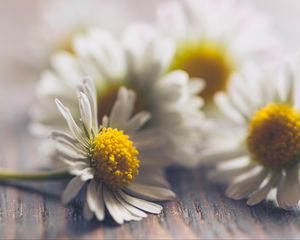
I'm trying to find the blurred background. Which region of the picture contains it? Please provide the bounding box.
[1,0,300,82]
[0,0,299,128]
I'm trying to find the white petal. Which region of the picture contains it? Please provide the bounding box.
[62,176,86,204]
[74,28,126,80]
[115,193,147,219]
[122,23,174,82]
[87,180,105,221]
[81,76,98,132]
[80,168,95,181]
[79,92,93,134]
[125,183,175,201]
[50,53,82,86]
[276,168,300,209]
[112,196,143,222]
[123,111,151,134]
[56,149,88,164]
[227,87,252,122]
[215,93,246,125]
[54,136,85,153]
[54,143,82,161]
[189,79,206,94]
[69,162,89,175]
[109,88,136,129]
[36,70,74,98]
[101,115,109,128]
[103,186,124,224]
[247,173,280,206]
[55,99,87,146]
[54,137,86,157]
[118,190,162,214]
[228,74,260,114]
[51,131,80,146]
[226,168,268,200]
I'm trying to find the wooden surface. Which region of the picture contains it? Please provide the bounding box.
[1,82,300,239]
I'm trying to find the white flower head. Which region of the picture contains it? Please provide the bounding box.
[201,58,300,209]
[156,0,282,109]
[30,25,205,166]
[54,77,175,223]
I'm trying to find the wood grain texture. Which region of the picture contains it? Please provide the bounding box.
[1,83,300,239]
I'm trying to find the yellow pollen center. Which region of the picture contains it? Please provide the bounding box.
[247,103,300,168]
[169,42,233,103]
[92,127,140,189]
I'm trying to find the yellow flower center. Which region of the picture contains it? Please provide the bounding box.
[169,42,233,103]
[247,103,300,168]
[92,127,140,189]
[96,83,148,121]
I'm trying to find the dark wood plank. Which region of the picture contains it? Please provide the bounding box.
[1,83,300,239]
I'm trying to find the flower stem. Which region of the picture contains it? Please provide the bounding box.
[0,169,71,181]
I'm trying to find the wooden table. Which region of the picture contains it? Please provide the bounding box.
[1,82,300,239]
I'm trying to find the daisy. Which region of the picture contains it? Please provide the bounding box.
[201,60,300,209]
[156,0,281,109]
[30,25,205,166]
[54,77,175,223]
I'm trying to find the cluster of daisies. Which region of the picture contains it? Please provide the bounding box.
[20,0,300,223]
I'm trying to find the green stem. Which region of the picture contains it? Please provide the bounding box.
[0,169,71,181]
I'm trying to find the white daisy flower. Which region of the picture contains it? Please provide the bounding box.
[156,0,282,109]
[27,0,132,72]
[30,25,205,166]
[54,77,175,223]
[201,60,300,209]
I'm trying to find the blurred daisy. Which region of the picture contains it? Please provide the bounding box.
[30,25,205,166]
[54,77,175,223]
[27,0,133,72]
[156,0,281,109]
[201,61,300,209]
